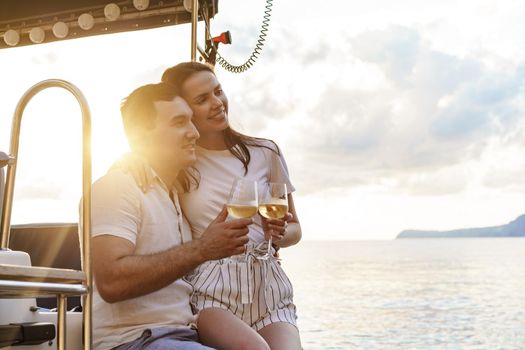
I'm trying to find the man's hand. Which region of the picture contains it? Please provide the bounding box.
[198,206,252,260]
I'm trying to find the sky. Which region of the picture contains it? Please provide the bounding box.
[1,0,525,240]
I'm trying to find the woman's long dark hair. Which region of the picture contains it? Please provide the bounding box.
[162,62,280,192]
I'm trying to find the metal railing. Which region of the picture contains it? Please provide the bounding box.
[0,79,92,350]
[191,0,198,61]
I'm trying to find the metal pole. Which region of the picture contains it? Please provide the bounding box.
[57,294,67,350]
[0,79,93,349]
[80,90,93,350]
[191,0,198,61]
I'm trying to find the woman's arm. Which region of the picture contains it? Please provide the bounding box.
[111,152,155,192]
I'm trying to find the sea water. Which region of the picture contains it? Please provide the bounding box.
[280,239,525,349]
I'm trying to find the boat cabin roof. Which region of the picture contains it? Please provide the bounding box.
[1,0,218,50]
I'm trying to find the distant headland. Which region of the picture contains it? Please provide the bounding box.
[397,214,525,238]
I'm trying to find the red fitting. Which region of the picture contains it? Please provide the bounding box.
[212,31,232,45]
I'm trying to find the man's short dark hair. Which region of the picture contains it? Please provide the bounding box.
[120,83,179,149]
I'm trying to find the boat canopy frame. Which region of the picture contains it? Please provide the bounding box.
[0,0,218,55]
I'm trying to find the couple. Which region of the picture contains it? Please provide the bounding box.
[91,62,302,350]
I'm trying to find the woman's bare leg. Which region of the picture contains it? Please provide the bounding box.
[197,308,270,350]
[258,322,302,350]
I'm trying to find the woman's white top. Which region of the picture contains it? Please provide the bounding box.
[181,140,295,243]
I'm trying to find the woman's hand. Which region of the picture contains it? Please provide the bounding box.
[261,212,293,243]
[262,193,302,249]
[111,152,154,192]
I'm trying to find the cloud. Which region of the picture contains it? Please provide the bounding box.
[210,21,525,197]
[302,86,391,153]
[15,180,66,200]
[131,64,167,85]
[351,26,421,85]
[31,51,59,65]
[430,66,525,139]
[230,76,297,125]
[258,25,525,195]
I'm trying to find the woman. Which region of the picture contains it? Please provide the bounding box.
[128,62,302,349]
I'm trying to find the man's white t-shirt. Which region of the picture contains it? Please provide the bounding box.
[181,140,295,243]
[90,169,195,350]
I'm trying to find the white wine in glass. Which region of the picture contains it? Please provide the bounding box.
[227,204,258,218]
[258,203,288,220]
[258,182,288,259]
[226,178,258,219]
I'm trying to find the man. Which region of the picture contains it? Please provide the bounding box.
[90,83,251,349]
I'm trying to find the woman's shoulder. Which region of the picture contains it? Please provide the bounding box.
[246,137,280,154]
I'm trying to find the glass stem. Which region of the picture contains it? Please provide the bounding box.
[267,237,273,257]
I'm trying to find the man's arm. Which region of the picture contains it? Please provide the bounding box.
[93,207,251,303]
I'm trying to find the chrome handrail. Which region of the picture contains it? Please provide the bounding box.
[0,79,92,350]
[191,0,198,61]
[0,279,89,297]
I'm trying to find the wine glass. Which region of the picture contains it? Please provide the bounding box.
[226,178,258,219]
[258,182,288,259]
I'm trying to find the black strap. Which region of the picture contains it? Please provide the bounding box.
[0,322,55,347]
